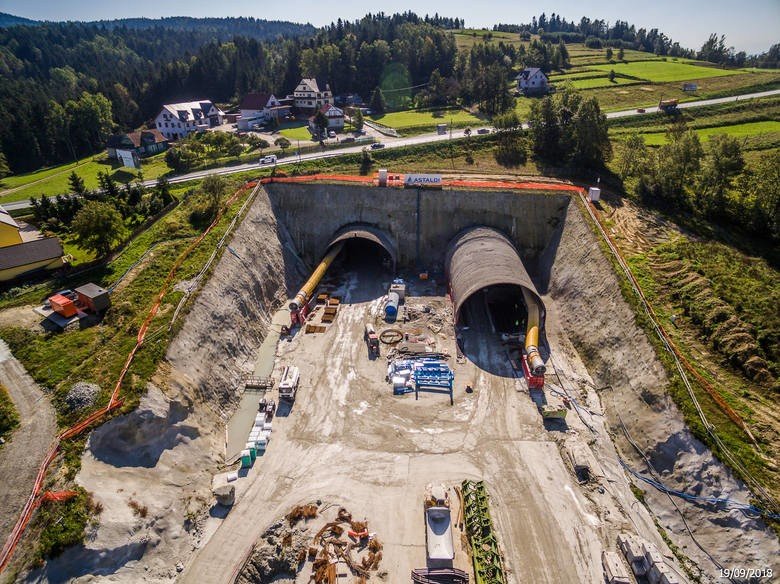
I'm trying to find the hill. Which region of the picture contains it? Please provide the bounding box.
[0,12,39,27]
[91,16,315,40]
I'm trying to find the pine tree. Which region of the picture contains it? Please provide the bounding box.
[68,171,88,197]
[0,152,9,179]
[369,87,387,113]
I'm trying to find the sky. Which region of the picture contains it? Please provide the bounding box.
[1,0,778,54]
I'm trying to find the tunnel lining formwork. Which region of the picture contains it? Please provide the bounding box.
[445,226,546,330]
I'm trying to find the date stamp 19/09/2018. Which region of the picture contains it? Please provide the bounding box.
[718,567,773,580]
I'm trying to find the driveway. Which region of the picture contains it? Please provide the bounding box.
[0,340,57,545]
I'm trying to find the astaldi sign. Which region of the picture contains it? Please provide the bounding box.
[404,174,443,189]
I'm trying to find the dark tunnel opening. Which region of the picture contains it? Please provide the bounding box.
[459,284,529,335]
[320,236,394,304]
[332,237,393,275]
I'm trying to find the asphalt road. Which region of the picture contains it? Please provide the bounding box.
[3,87,779,212]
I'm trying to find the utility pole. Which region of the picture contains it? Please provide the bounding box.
[449,118,455,170]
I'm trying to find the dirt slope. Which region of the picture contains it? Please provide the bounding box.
[546,200,780,580]
[167,187,305,413]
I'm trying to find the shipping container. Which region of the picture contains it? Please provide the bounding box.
[49,293,77,317]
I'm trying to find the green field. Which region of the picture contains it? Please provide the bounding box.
[636,120,780,146]
[278,123,314,141]
[589,60,743,82]
[369,108,482,130]
[548,70,603,81]
[450,29,526,50]
[584,70,780,112]
[566,76,643,90]
[0,153,170,205]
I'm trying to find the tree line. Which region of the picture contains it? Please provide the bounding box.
[0,12,463,174]
[30,172,175,255]
[615,127,779,244]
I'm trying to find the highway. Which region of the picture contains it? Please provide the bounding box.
[3,87,779,212]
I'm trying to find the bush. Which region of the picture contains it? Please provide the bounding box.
[0,382,19,442]
[36,487,101,561]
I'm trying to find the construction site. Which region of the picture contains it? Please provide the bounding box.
[2,176,779,584]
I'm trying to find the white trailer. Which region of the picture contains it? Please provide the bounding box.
[278,365,300,401]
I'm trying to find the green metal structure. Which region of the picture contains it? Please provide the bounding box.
[461,480,508,584]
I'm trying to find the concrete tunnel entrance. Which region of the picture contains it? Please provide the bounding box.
[325,224,397,279]
[446,226,547,376]
[289,224,398,321]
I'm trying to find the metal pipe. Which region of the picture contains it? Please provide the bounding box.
[289,241,344,311]
[522,288,546,376]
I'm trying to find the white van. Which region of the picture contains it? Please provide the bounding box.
[259,154,277,165]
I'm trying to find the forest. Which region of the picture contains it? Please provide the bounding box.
[0,10,776,175]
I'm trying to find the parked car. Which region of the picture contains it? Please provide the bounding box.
[342,137,356,143]
[370,142,385,149]
[477,128,490,134]
[328,130,336,138]
[636,108,646,113]
[259,154,277,165]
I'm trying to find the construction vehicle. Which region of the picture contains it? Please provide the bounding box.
[278,365,299,401]
[541,404,568,419]
[424,484,454,561]
[364,323,380,356]
[658,98,679,113]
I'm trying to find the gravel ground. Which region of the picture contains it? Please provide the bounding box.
[0,340,57,547]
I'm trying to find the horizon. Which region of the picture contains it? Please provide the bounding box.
[1,0,778,55]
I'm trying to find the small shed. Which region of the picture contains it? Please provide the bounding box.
[75,283,111,313]
[49,294,77,318]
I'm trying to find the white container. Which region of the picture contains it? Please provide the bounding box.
[588,187,601,202]
[263,421,273,432]
[392,375,407,389]
[378,169,388,186]
[226,472,238,482]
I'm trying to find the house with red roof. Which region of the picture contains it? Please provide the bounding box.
[106,130,169,160]
[237,92,291,130]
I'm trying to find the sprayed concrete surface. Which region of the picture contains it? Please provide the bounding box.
[38,185,778,583]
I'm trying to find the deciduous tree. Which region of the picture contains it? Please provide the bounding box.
[72,201,125,256]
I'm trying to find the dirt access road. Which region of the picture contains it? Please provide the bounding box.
[0,340,56,546]
[180,262,677,583]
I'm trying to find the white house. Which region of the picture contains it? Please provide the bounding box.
[294,78,333,114]
[154,100,224,140]
[237,92,291,130]
[516,68,549,94]
[308,103,345,136]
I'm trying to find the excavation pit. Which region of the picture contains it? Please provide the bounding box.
[159,182,780,584]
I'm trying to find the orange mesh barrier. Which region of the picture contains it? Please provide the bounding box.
[0,182,256,573]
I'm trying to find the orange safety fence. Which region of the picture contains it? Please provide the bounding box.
[257,173,585,193]
[0,182,258,574]
[40,491,78,503]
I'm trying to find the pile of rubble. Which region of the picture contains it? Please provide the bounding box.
[235,516,312,583]
[404,302,453,334]
[64,381,100,412]
[236,504,384,584]
[309,507,383,584]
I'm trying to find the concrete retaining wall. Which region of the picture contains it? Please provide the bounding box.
[264,183,571,272]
